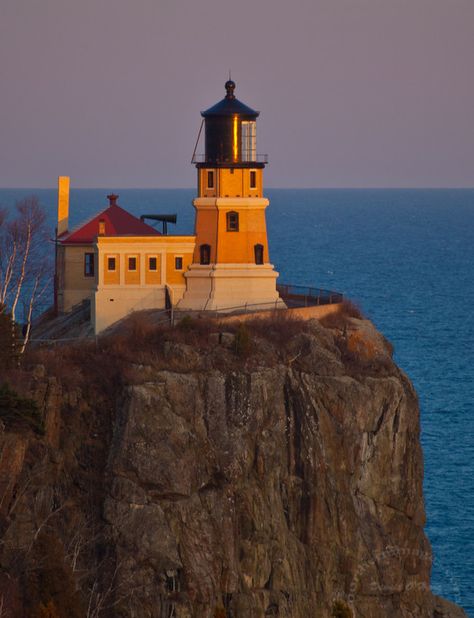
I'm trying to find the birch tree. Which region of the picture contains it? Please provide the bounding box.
[0,196,50,352]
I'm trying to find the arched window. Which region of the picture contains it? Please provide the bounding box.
[226,211,239,232]
[254,244,264,265]
[200,244,211,265]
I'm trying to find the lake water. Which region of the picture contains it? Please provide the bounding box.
[1,187,473,615]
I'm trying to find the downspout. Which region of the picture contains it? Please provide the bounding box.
[53,227,58,316]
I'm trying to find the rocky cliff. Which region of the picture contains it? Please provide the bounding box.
[0,311,467,617]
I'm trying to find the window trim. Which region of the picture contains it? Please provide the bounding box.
[148,256,158,271]
[107,256,116,272]
[84,252,95,277]
[226,211,239,232]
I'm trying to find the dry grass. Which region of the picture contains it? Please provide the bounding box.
[320,299,364,330]
[20,311,316,393]
[18,305,395,394]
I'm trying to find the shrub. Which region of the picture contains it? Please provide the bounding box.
[24,532,84,618]
[233,323,251,357]
[320,299,364,330]
[244,311,309,349]
[0,382,43,434]
[0,306,18,371]
[178,314,195,331]
[332,600,353,618]
[36,600,61,618]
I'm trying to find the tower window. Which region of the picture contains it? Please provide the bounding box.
[175,256,183,270]
[226,211,239,232]
[84,253,95,277]
[254,244,264,265]
[200,244,211,265]
[148,256,157,271]
[107,257,116,271]
[250,170,257,189]
[207,170,215,189]
[128,256,137,271]
[241,121,256,162]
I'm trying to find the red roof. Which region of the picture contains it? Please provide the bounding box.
[59,203,161,244]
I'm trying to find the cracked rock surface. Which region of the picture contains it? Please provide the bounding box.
[0,317,466,617]
[102,320,464,617]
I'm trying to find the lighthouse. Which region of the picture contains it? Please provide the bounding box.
[178,80,284,311]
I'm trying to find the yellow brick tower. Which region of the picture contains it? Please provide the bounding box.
[178,80,284,311]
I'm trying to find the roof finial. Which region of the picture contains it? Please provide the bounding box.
[225,77,235,100]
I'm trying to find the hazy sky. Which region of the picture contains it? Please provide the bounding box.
[0,0,473,188]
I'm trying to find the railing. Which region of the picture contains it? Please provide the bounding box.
[276,284,343,308]
[191,154,268,164]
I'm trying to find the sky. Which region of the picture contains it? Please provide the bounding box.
[0,0,473,189]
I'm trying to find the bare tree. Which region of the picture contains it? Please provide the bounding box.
[0,196,50,352]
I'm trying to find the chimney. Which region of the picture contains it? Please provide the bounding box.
[98,218,106,236]
[107,193,119,206]
[57,176,70,236]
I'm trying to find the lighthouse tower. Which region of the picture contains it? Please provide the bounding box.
[178,80,284,312]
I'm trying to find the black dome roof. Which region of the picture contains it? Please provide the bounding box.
[201,81,259,118]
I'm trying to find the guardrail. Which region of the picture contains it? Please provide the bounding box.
[191,154,269,164]
[276,284,343,307]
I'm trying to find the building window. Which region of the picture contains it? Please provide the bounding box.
[128,256,137,271]
[207,170,214,189]
[226,211,239,232]
[254,244,264,265]
[107,257,116,271]
[175,256,183,270]
[250,170,257,189]
[149,256,157,271]
[84,253,94,277]
[200,244,211,265]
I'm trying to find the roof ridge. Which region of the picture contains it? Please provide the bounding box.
[59,201,160,243]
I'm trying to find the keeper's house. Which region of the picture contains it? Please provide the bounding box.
[55,185,195,333]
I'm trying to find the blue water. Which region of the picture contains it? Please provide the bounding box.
[1,188,473,614]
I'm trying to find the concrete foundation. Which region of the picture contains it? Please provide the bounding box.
[177,263,286,312]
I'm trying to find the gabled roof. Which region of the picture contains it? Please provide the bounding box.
[59,202,161,244]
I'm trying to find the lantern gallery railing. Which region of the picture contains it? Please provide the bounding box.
[276,284,344,307]
[191,153,269,164]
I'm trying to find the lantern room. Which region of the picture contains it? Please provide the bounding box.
[194,81,267,199]
[194,80,267,167]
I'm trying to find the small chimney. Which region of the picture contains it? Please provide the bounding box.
[57,176,70,236]
[98,218,106,236]
[107,193,119,207]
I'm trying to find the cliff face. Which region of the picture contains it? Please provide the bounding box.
[0,314,466,617]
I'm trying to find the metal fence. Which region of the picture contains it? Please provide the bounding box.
[276,284,343,308]
[25,284,343,346]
